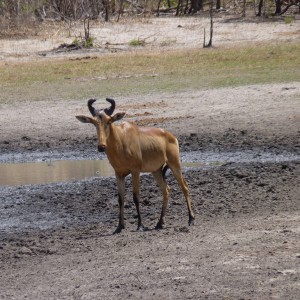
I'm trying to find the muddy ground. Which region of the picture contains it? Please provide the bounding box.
[1,16,300,300]
[0,160,299,299]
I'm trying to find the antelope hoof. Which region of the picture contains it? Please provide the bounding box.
[113,224,125,234]
[155,222,164,230]
[137,224,146,232]
[188,217,195,226]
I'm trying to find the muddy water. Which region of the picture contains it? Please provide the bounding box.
[0,150,299,186]
[0,159,114,186]
[0,159,205,186]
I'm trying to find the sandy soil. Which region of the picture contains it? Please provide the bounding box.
[0,16,300,300]
[0,15,299,62]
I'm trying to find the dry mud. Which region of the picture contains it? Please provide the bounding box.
[0,16,300,300]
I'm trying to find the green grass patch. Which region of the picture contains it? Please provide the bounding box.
[284,16,295,24]
[129,38,146,47]
[0,42,299,103]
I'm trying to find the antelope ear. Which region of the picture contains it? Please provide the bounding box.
[76,115,95,124]
[110,112,126,123]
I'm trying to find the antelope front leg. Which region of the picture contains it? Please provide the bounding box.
[114,174,126,234]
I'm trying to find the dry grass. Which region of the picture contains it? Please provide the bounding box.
[0,42,299,103]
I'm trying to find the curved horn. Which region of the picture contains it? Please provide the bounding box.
[104,98,116,116]
[87,98,97,116]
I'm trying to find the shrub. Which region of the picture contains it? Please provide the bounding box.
[129,38,145,47]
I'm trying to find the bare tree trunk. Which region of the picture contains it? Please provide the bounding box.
[117,0,125,21]
[242,0,246,17]
[16,0,20,26]
[84,17,90,41]
[176,0,183,16]
[111,0,116,14]
[157,0,162,16]
[198,0,203,10]
[257,0,264,16]
[190,0,199,13]
[274,0,282,15]
[203,1,213,48]
[185,0,190,14]
[102,0,109,21]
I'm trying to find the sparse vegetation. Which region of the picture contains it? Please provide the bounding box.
[284,16,295,24]
[84,36,94,48]
[129,38,146,47]
[160,39,177,47]
[71,36,94,48]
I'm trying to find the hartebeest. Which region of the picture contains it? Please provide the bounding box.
[76,98,194,234]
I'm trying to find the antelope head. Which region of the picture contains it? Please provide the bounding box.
[76,98,125,152]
